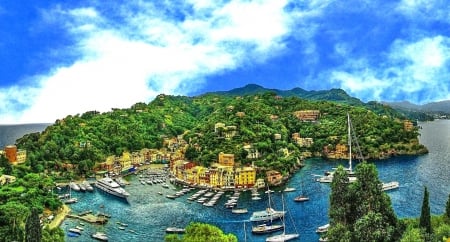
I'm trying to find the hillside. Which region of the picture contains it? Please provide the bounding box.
[16,92,428,178]
[383,100,450,119]
[212,84,436,121]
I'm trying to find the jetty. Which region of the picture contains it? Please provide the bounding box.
[67,212,109,224]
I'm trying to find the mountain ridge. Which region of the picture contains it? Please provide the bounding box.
[207,84,449,120]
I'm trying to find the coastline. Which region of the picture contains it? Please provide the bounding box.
[48,204,71,230]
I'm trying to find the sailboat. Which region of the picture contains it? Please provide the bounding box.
[294,178,309,202]
[266,194,299,242]
[317,113,358,183]
[64,184,78,204]
[250,187,285,222]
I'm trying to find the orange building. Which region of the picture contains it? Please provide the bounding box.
[5,145,17,163]
[218,152,235,166]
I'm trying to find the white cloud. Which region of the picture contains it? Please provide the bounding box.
[330,36,450,104]
[1,0,297,124]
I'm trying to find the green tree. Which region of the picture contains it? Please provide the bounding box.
[0,155,12,175]
[419,186,432,236]
[400,228,424,242]
[164,222,237,242]
[25,207,42,242]
[445,193,450,222]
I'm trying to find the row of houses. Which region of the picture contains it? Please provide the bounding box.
[170,152,284,189]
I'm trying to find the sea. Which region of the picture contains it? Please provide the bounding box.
[1,121,450,242]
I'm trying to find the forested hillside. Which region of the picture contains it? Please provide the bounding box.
[16,92,427,177]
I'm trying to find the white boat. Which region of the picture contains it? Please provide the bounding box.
[82,181,94,192]
[69,228,82,234]
[91,232,108,241]
[63,183,78,204]
[95,177,130,199]
[165,227,186,234]
[316,223,330,233]
[250,188,285,222]
[317,114,360,184]
[69,181,81,192]
[252,223,284,234]
[283,187,296,192]
[265,194,299,242]
[293,195,309,202]
[232,208,248,214]
[382,181,399,191]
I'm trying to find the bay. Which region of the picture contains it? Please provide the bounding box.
[1,120,447,241]
[59,119,450,242]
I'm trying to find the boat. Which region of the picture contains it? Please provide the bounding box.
[382,181,399,191]
[251,223,284,234]
[265,194,299,242]
[94,177,130,199]
[165,227,186,234]
[232,208,248,214]
[69,181,81,192]
[250,188,285,222]
[316,223,330,233]
[294,178,309,202]
[91,232,108,241]
[283,187,296,192]
[294,195,309,202]
[317,113,360,184]
[69,228,82,234]
[82,181,94,192]
[63,183,78,204]
[64,197,78,204]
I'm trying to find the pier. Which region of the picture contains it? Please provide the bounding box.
[67,212,109,224]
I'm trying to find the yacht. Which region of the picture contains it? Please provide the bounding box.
[250,187,285,222]
[250,208,285,222]
[95,177,130,199]
[252,223,284,234]
[382,181,399,191]
[82,181,94,192]
[293,195,309,202]
[69,181,81,192]
[91,232,108,241]
[265,194,299,242]
[316,223,330,233]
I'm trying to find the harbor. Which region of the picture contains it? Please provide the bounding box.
[59,120,450,242]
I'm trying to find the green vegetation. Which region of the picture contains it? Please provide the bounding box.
[328,163,450,242]
[328,162,401,241]
[420,186,432,236]
[15,93,426,179]
[164,222,237,242]
[0,92,430,241]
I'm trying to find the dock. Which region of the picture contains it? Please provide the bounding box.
[67,213,109,224]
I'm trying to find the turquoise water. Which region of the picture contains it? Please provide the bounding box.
[60,120,450,242]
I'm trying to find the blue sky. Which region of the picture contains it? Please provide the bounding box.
[1,0,449,124]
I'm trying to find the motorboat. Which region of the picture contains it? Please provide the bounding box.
[252,223,284,234]
[316,223,330,233]
[94,177,130,199]
[382,181,399,191]
[91,232,108,241]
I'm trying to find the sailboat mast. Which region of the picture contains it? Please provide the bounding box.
[348,113,352,172]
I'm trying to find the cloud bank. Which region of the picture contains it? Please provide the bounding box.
[0,0,295,123]
[1,0,450,124]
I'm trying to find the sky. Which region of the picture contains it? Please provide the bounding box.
[0,0,449,124]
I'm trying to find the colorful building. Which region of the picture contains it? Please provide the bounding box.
[234,166,256,188]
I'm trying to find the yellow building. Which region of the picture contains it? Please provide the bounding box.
[235,166,256,188]
[16,149,27,164]
[218,152,235,166]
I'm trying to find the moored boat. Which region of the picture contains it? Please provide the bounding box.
[251,223,284,234]
[91,232,108,241]
[231,208,248,214]
[165,227,186,234]
[316,223,330,233]
[95,177,130,199]
[382,181,399,191]
[294,195,309,202]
